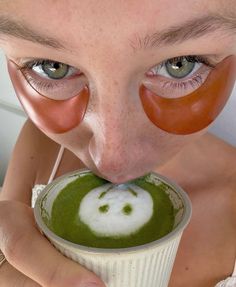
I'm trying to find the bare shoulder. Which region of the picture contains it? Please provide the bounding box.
[1,119,59,203]
[197,132,236,173]
[169,133,236,287]
[199,132,236,191]
[201,132,236,154]
[197,132,236,228]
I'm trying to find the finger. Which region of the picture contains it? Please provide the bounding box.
[0,201,105,287]
[0,262,41,287]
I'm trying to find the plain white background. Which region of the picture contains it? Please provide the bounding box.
[0,49,235,184]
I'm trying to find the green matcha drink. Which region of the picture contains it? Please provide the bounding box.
[45,172,176,248]
[35,170,191,287]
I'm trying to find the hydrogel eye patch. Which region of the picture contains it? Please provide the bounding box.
[140,56,236,135]
[7,56,236,135]
[7,60,89,134]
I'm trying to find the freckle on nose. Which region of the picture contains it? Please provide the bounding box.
[113,80,119,86]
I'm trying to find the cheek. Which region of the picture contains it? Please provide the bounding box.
[149,127,207,164]
[45,124,95,167]
[49,121,207,160]
[45,124,91,151]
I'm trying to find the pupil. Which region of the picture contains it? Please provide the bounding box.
[176,61,182,69]
[53,62,60,70]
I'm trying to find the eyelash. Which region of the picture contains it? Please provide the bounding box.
[18,55,216,93]
[155,55,215,90]
[18,60,76,93]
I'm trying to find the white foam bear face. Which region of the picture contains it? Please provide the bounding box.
[78,183,154,237]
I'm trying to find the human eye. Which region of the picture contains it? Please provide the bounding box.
[17,59,86,100]
[144,55,216,98]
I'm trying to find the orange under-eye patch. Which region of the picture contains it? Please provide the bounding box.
[7,60,89,134]
[140,56,236,134]
[7,56,236,136]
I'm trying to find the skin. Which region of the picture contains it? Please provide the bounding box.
[0,0,236,286]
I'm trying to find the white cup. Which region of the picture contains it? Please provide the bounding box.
[34,169,192,287]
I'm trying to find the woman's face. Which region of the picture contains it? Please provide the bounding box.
[0,0,235,182]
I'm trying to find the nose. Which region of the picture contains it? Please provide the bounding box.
[89,130,138,183]
[87,89,151,183]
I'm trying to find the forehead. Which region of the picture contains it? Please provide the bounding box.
[1,0,221,43]
[1,0,235,66]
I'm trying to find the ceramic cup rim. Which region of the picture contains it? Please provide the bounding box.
[34,169,192,255]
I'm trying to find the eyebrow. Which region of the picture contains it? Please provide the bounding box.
[0,13,235,52]
[0,15,66,50]
[130,13,236,51]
